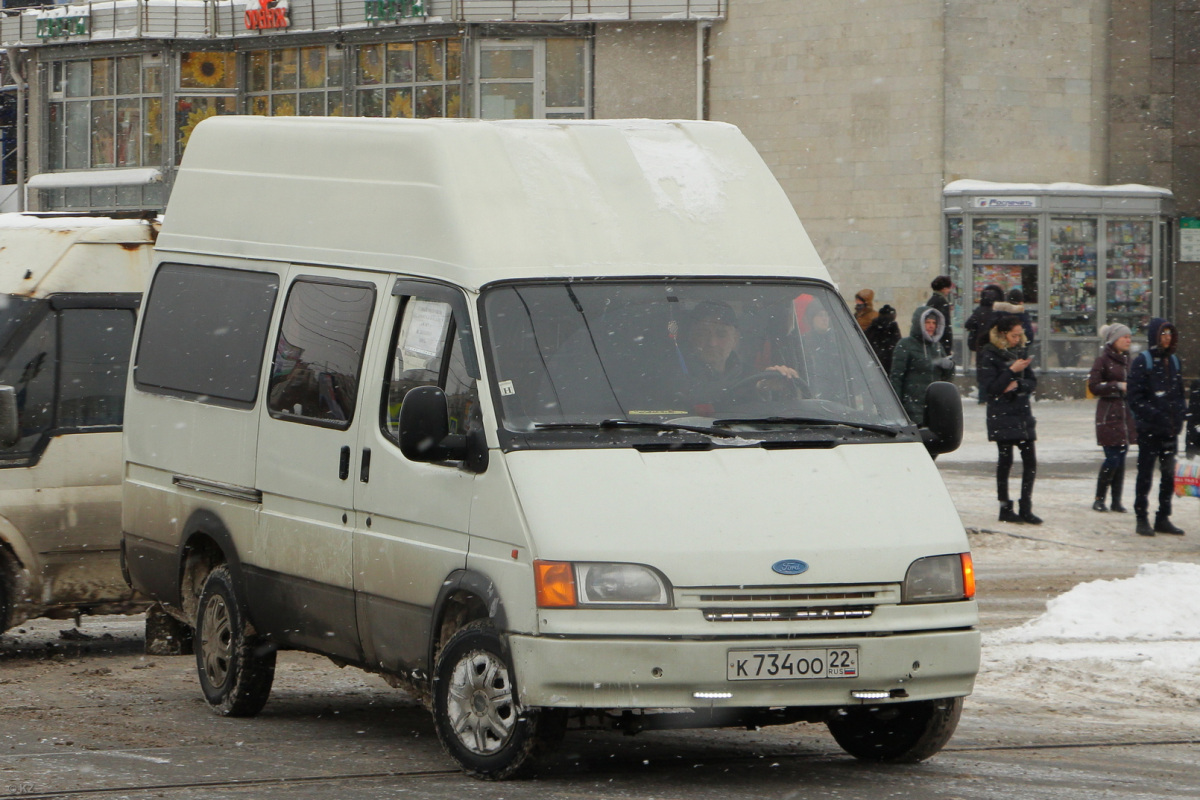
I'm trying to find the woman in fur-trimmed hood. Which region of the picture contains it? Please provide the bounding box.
[976,315,1040,524]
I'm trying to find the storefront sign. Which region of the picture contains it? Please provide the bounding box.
[36,6,90,39]
[365,0,426,22]
[1180,218,1200,262]
[973,196,1038,209]
[245,0,289,30]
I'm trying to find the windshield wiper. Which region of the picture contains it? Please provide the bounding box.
[711,416,903,436]
[533,419,739,439]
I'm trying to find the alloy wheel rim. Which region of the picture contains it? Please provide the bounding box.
[200,594,233,688]
[445,650,518,755]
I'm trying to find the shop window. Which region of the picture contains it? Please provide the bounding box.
[247,45,345,119]
[175,51,237,160]
[476,38,589,120]
[1105,220,1154,338]
[355,39,462,118]
[47,55,164,175]
[179,51,236,90]
[971,216,1039,322]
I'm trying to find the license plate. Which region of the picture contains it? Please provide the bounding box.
[727,647,859,681]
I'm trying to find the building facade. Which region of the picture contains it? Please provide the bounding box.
[707,0,1199,373]
[0,0,718,211]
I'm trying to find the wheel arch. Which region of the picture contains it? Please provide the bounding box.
[428,568,509,671]
[177,508,247,626]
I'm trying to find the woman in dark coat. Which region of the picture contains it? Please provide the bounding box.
[865,304,902,373]
[977,315,1040,524]
[1087,323,1136,512]
[889,306,953,424]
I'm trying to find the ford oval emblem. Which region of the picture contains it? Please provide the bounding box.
[772,559,809,576]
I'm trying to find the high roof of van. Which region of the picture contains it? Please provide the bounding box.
[159,117,830,291]
[0,214,158,297]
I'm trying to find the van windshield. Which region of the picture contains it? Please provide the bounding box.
[481,281,910,442]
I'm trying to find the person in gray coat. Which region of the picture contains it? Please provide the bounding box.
[890,306,954,424]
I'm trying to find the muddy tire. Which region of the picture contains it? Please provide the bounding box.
[194,566,275,717]
[432,620,549,780]
[826,697,962,763]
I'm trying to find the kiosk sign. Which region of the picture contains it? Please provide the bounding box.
[974,196,1038,209]
[1180,218,1200,262]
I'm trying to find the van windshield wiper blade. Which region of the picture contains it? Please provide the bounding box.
[533,419,739,439]
[711,417,903,436]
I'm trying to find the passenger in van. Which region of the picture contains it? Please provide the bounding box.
[679,301,799,408]
[797,301,847,403]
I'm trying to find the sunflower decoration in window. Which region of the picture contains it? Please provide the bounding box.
[388,90,413,119]
[180,52,236,90]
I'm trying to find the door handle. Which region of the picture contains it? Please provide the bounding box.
[360,447,371,483]
[338,445,350,481]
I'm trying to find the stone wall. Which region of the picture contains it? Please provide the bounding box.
[594,23,700,120]
[707,0,946,318]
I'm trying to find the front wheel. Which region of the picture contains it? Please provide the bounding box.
[432,620,551,780]
[826,697,963,763]
[194,565,276,717]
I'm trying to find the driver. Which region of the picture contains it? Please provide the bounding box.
[680,301,799,408]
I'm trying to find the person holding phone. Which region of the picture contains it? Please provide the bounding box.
[977,315,1040,524]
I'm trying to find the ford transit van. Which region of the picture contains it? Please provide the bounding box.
[123,117,978,779]
[0,213,156,632]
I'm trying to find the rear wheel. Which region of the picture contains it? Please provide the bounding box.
[826,697,962,763]
[432,620,551,780]
[194,565,276,717]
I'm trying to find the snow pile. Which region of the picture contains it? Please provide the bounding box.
[976,562,1200,731]
[991,561,1200,644]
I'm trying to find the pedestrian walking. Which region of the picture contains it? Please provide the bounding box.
[1087,323,1136,512]
[854,289,878,332]
[865,303,902,373]
[1127,317,1186,536]
[977,315,1041,524]
[926,276,955,356]
[890,306,954,424]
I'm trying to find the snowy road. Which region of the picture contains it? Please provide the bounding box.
[2,401,1198,798]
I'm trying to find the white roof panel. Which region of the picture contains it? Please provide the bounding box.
[158,117,828,291]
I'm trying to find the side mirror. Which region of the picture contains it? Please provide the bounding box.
[921,381,963,456]
[398,385,487,472]
[0,386,18,448]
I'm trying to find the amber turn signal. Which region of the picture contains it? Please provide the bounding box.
[961,553,976,600]
[534,560,577,608]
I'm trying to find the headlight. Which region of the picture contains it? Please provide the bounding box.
[902,553,975,603]
[534,560,671,608]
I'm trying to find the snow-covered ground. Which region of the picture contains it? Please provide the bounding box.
[943,399,1200,742]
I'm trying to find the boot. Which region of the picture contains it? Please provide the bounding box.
[1092,465,1113,512]
[1109,465,1127,513]
[1018,499,1042,525]
[998,501,1022,523]
[1136,516,1155,536]
[1154,515,1185,535]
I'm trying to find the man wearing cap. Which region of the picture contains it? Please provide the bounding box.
[926,276,954,356]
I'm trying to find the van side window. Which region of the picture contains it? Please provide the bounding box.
[136,264,280,406]
[267,279,375,428]
[384,297,478,442]
[58,308,135,428]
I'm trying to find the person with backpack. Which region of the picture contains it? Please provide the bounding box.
[1127,317,1186,536]
[1087,324,1135,512]
[964,284,1004,355]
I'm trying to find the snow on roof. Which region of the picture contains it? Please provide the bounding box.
[0,212,155,231]
[944,179,1172,196]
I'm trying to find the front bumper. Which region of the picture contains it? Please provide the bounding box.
[509,628,980,708]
